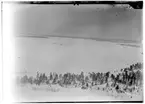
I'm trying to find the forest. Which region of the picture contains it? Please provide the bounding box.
[16,62,143,94]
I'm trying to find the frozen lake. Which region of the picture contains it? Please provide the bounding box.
[14,37,143,76]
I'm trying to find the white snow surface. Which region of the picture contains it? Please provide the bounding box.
[13,84,142,102]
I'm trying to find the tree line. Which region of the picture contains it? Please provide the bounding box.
[16,62,143,92]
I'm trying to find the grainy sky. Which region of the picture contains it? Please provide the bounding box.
[13,4,142,43]
[9,3,142,75]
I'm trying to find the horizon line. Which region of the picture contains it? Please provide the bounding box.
[15,35,141,44]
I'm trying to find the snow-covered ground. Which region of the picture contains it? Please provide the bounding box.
[13,84,142,102]
[13,84,115,102]
[13,37,143,102]
[14,37,143,75]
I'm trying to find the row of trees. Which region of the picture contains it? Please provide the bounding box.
[16,62,143,91]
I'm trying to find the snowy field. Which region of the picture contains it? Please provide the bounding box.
[13,37,143,102]
[13,84,142,102]
[14,84,117,102]
[15,37,143,74]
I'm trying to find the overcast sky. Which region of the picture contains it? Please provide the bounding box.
[12,4,142,43]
